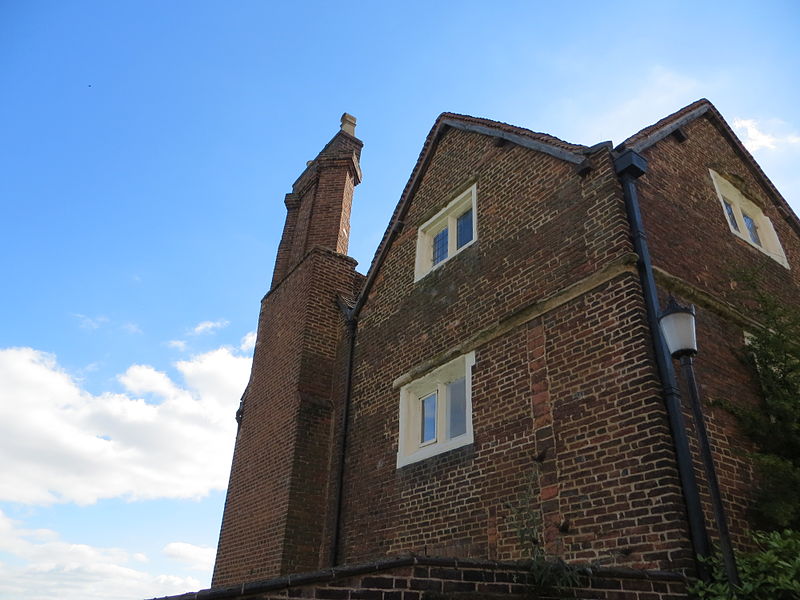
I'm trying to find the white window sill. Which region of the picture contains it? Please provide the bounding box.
[396,434,473,468]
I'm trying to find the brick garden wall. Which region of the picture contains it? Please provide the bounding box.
[153,556,687,600]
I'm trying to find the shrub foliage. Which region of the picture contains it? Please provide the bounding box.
[734,284,800,530]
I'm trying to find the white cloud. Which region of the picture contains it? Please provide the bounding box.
[600,68,702,144]
[162,542,215,572]
[733,118,800,152]
[190,320,229,335]
[0,346,250,505]
[121,323,143,335]
[0,510,201,600]
[167,340,187,351]
[72,314,109,330]
[239,331,256,353]
[555,66,706,147]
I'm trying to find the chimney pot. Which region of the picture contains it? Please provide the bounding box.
[340,113,357,136]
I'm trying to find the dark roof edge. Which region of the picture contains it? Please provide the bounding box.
[442,119,585,165]
[148,555,686,600]
[626,104,711,153]
[585,141,614,153]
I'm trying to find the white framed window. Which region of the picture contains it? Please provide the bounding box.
[709,169,789,269]
[414,185,477,281]
[396,352,475,468]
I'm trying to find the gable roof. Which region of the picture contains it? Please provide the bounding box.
[349,113,591,317]
[617,98,800,238]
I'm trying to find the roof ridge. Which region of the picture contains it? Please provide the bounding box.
[619,98,713,149]
[438,111,590,152]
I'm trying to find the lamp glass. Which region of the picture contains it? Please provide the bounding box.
[660,310,697,357]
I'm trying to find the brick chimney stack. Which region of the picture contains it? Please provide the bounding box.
[271,114,363,288]
[212,116,362,586]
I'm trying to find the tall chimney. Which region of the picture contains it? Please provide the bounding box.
[212,116,362,586]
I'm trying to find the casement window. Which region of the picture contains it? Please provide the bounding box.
[709,169,789,268]
[414,185,477,281]
[396,352,475,468]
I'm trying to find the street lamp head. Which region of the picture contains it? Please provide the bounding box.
[659,296,698,358]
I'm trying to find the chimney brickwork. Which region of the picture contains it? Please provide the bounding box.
[271,119,362,289]
[212,118,362,586]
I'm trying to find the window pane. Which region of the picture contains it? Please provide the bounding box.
[456,208,473,248]
[743,213,761,246]
[432,228,448,265]
[421,393,437,444]
[447,377,467,438]
[722,199,740,232]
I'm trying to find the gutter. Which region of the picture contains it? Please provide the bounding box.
[329,217,405,562]
[613,150,711,580]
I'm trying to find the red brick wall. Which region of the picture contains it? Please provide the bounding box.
[637,115,800,306]
[273,192,301,288]
[338,126,693,572]
[213,249,358,586]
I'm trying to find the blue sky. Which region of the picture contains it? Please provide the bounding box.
[1,1,799,598]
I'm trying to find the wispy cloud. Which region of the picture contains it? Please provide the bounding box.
[167,340,187,351]
[733,118,800,152]
[189,320,229,336]
[554,66,706,147]
[0,510,201,600]
[239,331,256,353]
[121,323,143,335]
[72,314,109,330]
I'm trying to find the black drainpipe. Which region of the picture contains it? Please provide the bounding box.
[330,312,357,567]
[613,149,711,580]
[330,221,404,565]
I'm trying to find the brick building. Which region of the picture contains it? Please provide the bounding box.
[153,100,799,600]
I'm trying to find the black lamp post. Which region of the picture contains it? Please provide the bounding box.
[659,296,740,588]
